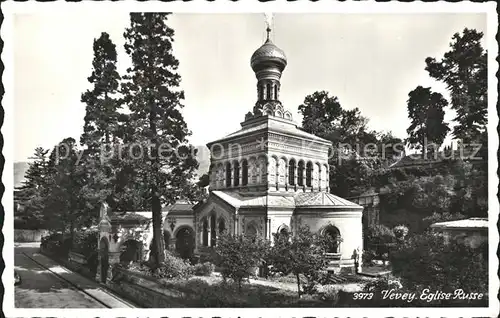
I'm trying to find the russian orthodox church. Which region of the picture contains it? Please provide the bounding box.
[97,25,364,280]
[193,26,364,272]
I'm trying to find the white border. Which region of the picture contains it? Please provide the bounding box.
[2,1,498,318]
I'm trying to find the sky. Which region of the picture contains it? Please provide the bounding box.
[14,13,487,162]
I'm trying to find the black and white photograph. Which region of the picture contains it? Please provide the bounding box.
[2,2,498,317]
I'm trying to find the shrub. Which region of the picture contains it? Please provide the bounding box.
[362,249,377,265]
[316,285,340,304]
[72,229,98,258]
[151,251,194,279]
[364,224,395,260]
[392,225,409,241]
[390,231,488,297]
[212,233,269,291]
[193,262,215,276]
[41,232,72,258]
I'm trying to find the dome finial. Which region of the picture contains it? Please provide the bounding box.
[264,12,274,42]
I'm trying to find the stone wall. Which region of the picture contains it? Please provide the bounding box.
[14,229,50,242]
[108,267,186,307]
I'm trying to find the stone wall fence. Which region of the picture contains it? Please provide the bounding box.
[14,229,50,242]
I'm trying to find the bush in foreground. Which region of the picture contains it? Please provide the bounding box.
[267,225,330,297]
[193,262,215,276]
[390,231,488,296]
[212,233,269,290]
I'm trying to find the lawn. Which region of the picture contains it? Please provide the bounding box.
[155,274,332,307]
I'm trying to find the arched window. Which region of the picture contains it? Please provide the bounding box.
[233,161,240,186]
[241,160,248,186]
[225,162,231,187]
[297,161,305,186]
[274,85,278,100]
[323,226,341,254]
[246,224,258,242]
[275,225,290,242]
[288,159,296,185]
[306,162,313,187]
[120,240,142,263]
[266,84,271,101]
[218,218,226,234]
[202,219,209,246]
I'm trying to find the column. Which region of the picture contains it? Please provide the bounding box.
[293,165,298,190]
[267,218,271,240]
[239,164,243,187]
[234,215,239,235]
[207,216,212,247]
[106,251,121,283]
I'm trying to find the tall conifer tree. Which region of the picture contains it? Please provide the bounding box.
[80,32,121,211]
[15,147,50,229]
[121,13,198,265]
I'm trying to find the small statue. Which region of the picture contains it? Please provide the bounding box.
[100,202,110,219]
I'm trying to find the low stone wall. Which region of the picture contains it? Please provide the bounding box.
[15,229,50,242]
[107,267,187,307]
[40,246,97,280]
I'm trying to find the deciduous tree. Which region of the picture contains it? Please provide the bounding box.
[425,28,487,143]
[267,225,330,297]
[406,86,450,159]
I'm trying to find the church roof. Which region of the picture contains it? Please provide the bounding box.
[211,190,361,209]
[431,218,488,230]
[294,192,360,207]
[162,201,196,215]
[210,116,330,146]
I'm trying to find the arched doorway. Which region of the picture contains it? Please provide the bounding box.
[245,223,258,242]
[175,226,195,260]
[99,237,109,283]
[218,218,226,234]
[323,225,341,254]
[202,218,209,246]
[120,239,143,264]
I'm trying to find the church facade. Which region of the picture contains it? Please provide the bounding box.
[192,27,364,272]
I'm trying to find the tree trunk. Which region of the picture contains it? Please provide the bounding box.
[152,192,165,265]
[295,273,301,298]
[149,84,165,266]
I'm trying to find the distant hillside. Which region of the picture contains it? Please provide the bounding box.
[14,146,210,188]
[195,145,210,177]
[14,162,30,188]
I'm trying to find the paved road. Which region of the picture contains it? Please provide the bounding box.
[14,242,132,308]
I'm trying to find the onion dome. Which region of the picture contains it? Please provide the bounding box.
[250,27,287,73]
